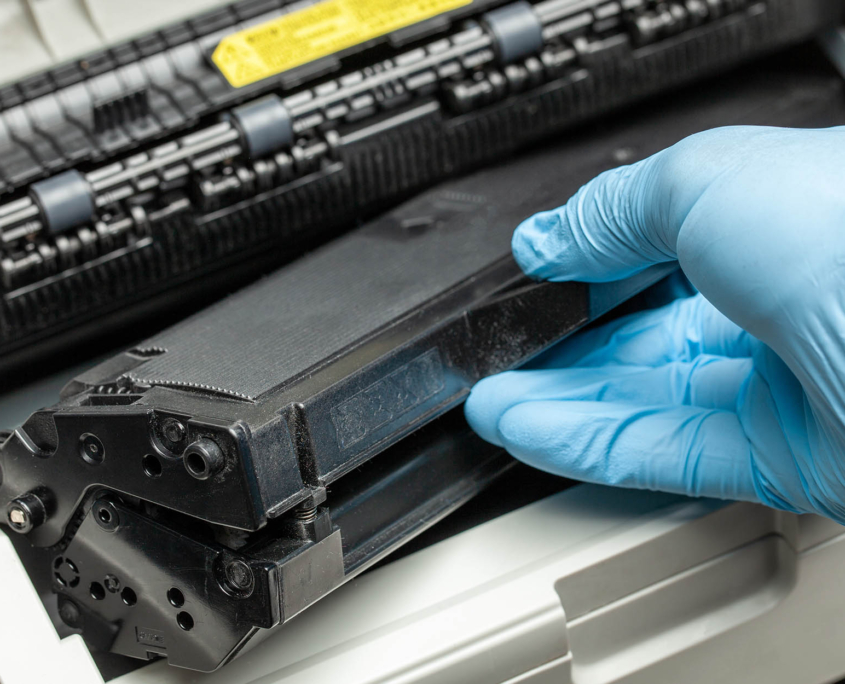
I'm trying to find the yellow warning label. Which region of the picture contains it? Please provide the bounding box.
[213,0,472,88]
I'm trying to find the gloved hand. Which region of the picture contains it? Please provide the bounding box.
[465,126,845,523]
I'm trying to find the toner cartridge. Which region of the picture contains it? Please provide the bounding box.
[0,0,838,371]
[0,158,653,671]
[3,45,844,671]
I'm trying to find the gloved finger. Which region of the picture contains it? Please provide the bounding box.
[465,355,751,446]
[527,293,757,371]
[512,126,845,353]
[496,400,758,502]
[510,126,799,286]
[511,155,673,283]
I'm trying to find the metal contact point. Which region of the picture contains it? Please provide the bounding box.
[6,491,48,534]
[9,507,26,526]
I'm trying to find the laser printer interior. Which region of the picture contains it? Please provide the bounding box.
[3,41,845,672]
[0,0,837,374]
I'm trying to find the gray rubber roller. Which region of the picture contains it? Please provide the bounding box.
[231,95,294,159]
[30,170,95,234]
[483,2,544,65]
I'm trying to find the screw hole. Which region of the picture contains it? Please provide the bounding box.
[121,587,137,606]
[54,557,80,588]
[185,451,207,478]
[160,417,187,451]
[79,433,105,465]
[104,574,121,593]
[142,454,162,479]
[93,501,119,532]
[90,582,105,601]
[176,611,194,631]
[167,587,184,608]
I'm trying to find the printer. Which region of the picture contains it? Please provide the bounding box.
[1,1,845,682]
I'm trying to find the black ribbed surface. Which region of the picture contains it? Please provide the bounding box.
[127,180,519,398]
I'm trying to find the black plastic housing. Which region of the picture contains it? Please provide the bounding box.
[0,0,839,371]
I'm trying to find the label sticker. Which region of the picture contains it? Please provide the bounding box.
[213,0,471,88]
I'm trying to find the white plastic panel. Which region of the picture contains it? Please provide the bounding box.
[0,534,103,684]
[29,0,103,61]
[83,0,231,43]
[0,0,232,85]
[0,0,54,84]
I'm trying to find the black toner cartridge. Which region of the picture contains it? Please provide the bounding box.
[3,48,844,671]
[0,0,838,372]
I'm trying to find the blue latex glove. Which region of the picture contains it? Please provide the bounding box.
[465,126,845,523]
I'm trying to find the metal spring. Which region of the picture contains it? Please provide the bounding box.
[293,506,318,523]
